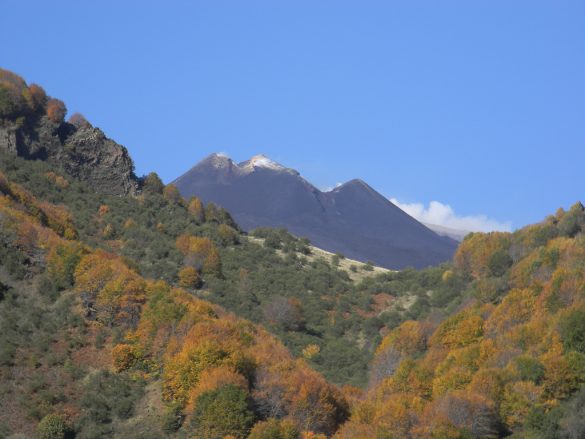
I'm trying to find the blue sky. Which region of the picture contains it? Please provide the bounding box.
[2,1,584,231]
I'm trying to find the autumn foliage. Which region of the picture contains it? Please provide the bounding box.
[176,234,222,275]
[124,280,348,435]
[68,112,90,128]
[187,196,205,222]
[1,69,47,119]
[46,98,67,124]
[178,266,202,289]
[454,231,512,278]
[162,184,182,204]
[337,203,585,438]
[74,250,146,327]
[2,119,584,438]
[0,168,348,437]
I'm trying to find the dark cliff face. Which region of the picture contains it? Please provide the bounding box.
[58,124,138,196]
[173,154,458,269]
[0,115,138,196]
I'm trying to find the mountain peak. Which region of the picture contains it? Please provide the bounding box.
[239,154,298,175]
[342,178,367,187]
[200,153,234,169]
[333,178,373,192]
[189,153,301,178]
[174,153,457,269]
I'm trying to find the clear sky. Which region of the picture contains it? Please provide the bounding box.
[2,1,584,231]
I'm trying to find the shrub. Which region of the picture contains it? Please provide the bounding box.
[488,249,513,276]
[331,255,340,267]
[46,98,67,124]
[37,414,70,439]
[218,224,239,246]
[188,196,205,222]
[79,370,143,430]
[25,83,47,112]
[263,297,305,331]
[178,266,202,289]
[363,261,374,271]
[249,418,299,439]
[161,403,184,433]
[514,356,545,384]
[176,234,222,276]
[142,172,164,194]
[524,405,563,438]
[205,203,238,227]
[190,384,254,439]
[560,307,585,354]
[47,243,85,290]
[68,112,90,128]
[163,184,182,204]
[0,70,27,119]
[559,386,585,438]
[112,344,138,372]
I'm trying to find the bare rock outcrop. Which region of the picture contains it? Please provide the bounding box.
[0,116,138,196]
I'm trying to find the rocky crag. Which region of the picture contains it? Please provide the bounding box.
[0,68,138,196]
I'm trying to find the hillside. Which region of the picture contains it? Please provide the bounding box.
[1,68,584,439]
[337,203,585,438]
[0,69,138,196]
[0,165,349,438]
[0,147,473,389]
[173,153,458,270]
[247,234,394,282]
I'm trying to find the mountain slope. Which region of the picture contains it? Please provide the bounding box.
[0,68,138,195]
[337,203,585,438]
[0,165,348,437]
[173,153,458,269]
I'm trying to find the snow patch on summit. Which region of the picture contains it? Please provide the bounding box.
[247,154,286,171]
[238,154,298,175]
[202,152,300,176]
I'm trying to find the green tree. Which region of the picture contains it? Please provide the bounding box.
[163,184,183,204]
[488,249,513,276]
[190,384,254,439]
[248,418,299,439]
[514,356,545,384]
[560,307,585,354]
[218,224,239,246]
[142,172,164,194]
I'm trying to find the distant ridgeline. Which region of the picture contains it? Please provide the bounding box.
[1,68,585,439]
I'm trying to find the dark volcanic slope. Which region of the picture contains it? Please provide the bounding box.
[173,154,457,269]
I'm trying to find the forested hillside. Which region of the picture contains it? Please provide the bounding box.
[0,157,350,438]
[337,204,585,438]
[1,68,584,438]
[0,149,477,390]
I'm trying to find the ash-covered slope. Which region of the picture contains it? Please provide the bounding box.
[173,153,457,269]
